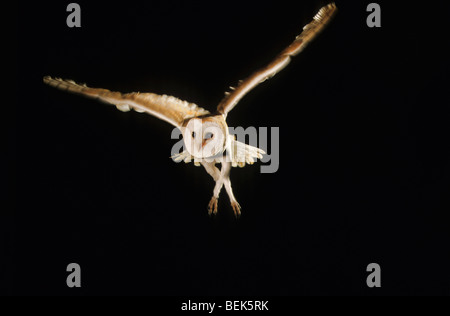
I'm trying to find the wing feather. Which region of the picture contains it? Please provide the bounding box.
[43,76,210,128]
[216,3,337,116]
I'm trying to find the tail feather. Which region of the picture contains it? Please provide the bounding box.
[229,138,265,168]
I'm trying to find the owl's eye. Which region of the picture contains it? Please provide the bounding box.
[204,132,214,140]
[192,131,196,138]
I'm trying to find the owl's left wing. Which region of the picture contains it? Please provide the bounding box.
[43,77,210,129]
[216,3,337,117]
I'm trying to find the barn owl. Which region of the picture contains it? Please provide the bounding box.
[43,3,337,217]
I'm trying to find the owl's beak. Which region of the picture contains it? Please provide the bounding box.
[196,141,204,153]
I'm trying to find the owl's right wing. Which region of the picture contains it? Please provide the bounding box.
[43,76,210,129]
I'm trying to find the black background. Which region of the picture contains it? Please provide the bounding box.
[11,1,450,296]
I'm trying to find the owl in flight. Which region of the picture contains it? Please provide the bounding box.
[44,3,337,217]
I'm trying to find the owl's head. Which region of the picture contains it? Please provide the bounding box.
[183,116,228,159]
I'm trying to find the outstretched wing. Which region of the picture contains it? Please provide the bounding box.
[216,3,337,117]
[43,76,210,128]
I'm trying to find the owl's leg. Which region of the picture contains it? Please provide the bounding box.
[201,162,223,216]
[202,161,241,217]
[220,161,241,218]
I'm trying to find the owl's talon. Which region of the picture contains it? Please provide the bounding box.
[208,197,218,216]
[231,201,241,218]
